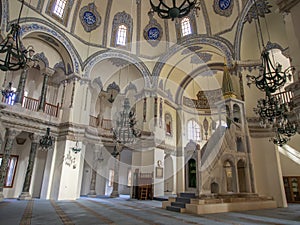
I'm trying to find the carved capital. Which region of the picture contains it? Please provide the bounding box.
[6,128,20,140]
[29,133,40,144]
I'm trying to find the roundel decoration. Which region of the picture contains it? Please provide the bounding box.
[83,11,97,25]
[214,0,234,17]
[79,3,101,32]
[148,27,160,40]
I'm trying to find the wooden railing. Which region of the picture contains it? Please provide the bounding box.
[44,102,60,117]
[1,95,60,117]
[22,96,39,112]
[272,90,294,104]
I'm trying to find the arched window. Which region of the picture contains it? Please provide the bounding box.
[188,120,201,142]
[224,161,234,192]
[181,17,192,36]
[165,113,172,136]
[46,0,72,26]
[111,11,133,50]
[116,25,127,46]
[53,0,67,18]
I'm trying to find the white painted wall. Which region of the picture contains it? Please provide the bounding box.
[250,138,287,207]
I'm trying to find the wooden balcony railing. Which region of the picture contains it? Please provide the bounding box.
[22,96,39,112]
[1,95,59,117]
[272,90,294,104]
[44,102,60,117]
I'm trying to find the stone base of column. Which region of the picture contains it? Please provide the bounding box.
[110,191,119,198]
[87,190,97,198]
[18,192,32,200]
[0,192,4,201]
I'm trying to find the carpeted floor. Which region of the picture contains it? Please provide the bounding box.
[0,197,300,225]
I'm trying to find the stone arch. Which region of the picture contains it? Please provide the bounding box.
[152,36,234,88]
[222,155,236,193]
[174,62,224,105]
[233,103,241,123]
[19,22,81,74]
[83,50,152,88]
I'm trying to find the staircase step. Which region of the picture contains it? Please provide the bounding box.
[176,197,191,204]
[171,201,186,208]
[166,206,183,212]
[179,192,196,198]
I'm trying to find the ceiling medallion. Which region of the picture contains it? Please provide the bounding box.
[79,3,101,32]
[213,0,234,17]
[144,11,163,47]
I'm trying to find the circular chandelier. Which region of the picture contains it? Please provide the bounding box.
[150,0,198,20]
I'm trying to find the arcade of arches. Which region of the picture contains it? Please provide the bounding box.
[0,0,300,216]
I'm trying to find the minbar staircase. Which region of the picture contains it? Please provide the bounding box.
[166,193,196,213]
[163,193,277,214]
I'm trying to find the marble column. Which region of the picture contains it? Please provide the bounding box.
[15,68,29,105]
[110,154,120,198]
[18,134,39,200]
[38,68,55,112]
[0,129,19,201]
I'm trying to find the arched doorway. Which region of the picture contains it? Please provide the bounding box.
[224,160,234,192]
[164,154,174,193]
[237,160,247,192]
[188,159,197,188]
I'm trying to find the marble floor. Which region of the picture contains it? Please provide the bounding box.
[0,196,300,225]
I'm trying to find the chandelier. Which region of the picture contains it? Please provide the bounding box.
[254,95,286,126]
[111,98,141,151]
[150,0,199,20]
[39,127,55,150]
[246,49,294,96]
[0,0,27,71]
[112,98,141,144]
[254,93,298,146]
[246,0,298,146]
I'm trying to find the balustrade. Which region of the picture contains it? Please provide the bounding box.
[1,95,59,117]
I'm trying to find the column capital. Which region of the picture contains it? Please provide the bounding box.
[6,128,21,139]
[67,73,81,81]
[41,67,55,77]
[29,133,40,144]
